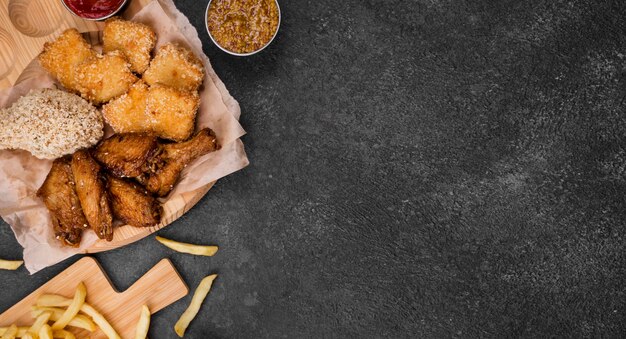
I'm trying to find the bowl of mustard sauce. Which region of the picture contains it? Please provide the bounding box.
[205,0,281,56]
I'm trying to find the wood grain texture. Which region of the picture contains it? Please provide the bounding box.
[0,257,188,338]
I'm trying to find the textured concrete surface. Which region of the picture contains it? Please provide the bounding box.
[2,0,626,337]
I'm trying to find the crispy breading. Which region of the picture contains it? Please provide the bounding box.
[93,133,160,178]
[102,81,199,141]
[75,51,137,104]
[103,17,156,74]
[145,85,199,141]
[138,128,220,197]
[37,157,87,247]
[107,175,162,227]
[143,43,204,92]
[38,29,96,92]
[71,150,113,241]
[0,89,103,159]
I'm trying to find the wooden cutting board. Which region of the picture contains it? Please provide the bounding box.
[0,256,188,338]
[0,0,216,253]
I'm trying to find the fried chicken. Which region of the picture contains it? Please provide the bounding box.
[107,175,162,227]
[143,43,204,92]
[75,51,137,104]
[38,29,96,92]
[37,157,87,247]
[138,128,220,196]
[0,89,103,159]
[71,150,113,241]
[102,81,199,141]
[103,17,156,74]
[93,133,159,178]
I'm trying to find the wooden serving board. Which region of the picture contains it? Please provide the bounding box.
[0,257,188,338]
[0,0,217,253]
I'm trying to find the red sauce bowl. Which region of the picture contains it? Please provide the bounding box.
[61,0,127,21]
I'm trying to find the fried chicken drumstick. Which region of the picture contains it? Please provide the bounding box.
[37,157,87,247]
[71,150,113,241]
[138,128,220,196]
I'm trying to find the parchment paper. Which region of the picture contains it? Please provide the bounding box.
[0,0,249,274]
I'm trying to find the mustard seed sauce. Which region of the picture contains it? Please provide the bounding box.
[207,0,279,54]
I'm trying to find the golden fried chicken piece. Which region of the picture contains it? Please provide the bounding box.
[138,128,219,196]
[75,51,137,104]
[143,43,204,92]
[102,81,199,141]
[71,150,113,241]
[103,17,156,74]
[38,28,96,92]
[107,175,162,227]
[93,133,159,177]
[37,157,87,247]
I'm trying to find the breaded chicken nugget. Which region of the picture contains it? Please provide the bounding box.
[143,43,204,92]
[103,17,156,74]
[102,81,199,141]
[38,29,96,92]
[146,85,199,141]
[75,51,137,104]
[101,80,149,132]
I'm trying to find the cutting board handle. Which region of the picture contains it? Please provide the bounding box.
[119,258,189,312]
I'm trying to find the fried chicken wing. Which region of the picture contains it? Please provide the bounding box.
[102,81,199,141]
[38,29,96,92]
[138,128,219,196]
[107,176,162,227]
[143,43,204,92]
[93,133,159,177]
[103,17,156,74]
[71,150,113,241]
[75,51,137,104]
[37,157,87,247]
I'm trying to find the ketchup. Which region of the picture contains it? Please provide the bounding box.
[63,0,126,19]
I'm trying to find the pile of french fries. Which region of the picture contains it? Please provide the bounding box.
[0,282,150,339]
[0,236,219,338]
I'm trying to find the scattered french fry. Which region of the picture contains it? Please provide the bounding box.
[174,274,217,337]
[22,333,34,339]
[36,295,120,339]
[134,305,151,339]
[32,307,97,331]
[39,324,53,339]
[53,330,76,339]
[1,324,17,339]
[0,260,23,270]
[155,236,218,256]
[52,282,86,330]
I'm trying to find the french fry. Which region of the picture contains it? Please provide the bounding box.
[39,324,53,339]
[36,295,120,339]
[22,333,34,339]
[32,307,96,331]
[52,330,75,339]
[28,311,52,336]
[1,324,17,339]
[134,305,150,339]
[0,327,27,338]
[52,282,86,330]
[0,260,23,270]
[155,236,218,256]
[174,274,217,337]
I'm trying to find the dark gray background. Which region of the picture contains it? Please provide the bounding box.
[2,0,626,337]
